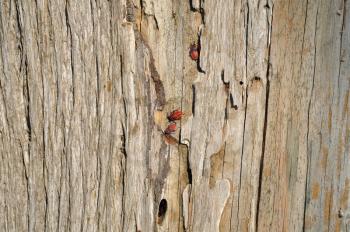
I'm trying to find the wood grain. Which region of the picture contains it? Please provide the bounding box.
[0,0,349,231]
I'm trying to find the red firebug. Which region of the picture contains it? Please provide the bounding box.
[167,109,184,121]
[189,43,200,61]
[164,123,177,134]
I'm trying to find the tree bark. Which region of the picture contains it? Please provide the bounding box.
[0,0,349,231]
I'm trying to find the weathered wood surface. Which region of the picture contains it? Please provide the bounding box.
[0,0,349,231]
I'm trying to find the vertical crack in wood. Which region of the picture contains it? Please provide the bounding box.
[236,83,248,232]
[256,69,270,231]
[185,145,193,185]
[189,0,196,12]
[191,84,196,116]
[256,1,273,230]
[303,3,319,230]
[337,0,346,86]
[64,0,75,107]
[221,69,232,119]
[15,1,32,230]
[236,2,249,230]
[120,150,127,232]
[189,0,205,24]
[120,55,128,125]
[196,30,206,74]
[120,52,127,231]
[199,0,205,24]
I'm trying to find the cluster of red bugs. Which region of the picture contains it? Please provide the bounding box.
[162,41,198,143]
[163,109,184,136]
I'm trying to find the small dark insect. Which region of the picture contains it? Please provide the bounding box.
[189,43,200,61]
[167,109,184,121]
[164,123,177,134]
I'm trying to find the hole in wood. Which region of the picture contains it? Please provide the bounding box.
[157,199,168,224]
[254,76,261,81]
[239,81,244,85]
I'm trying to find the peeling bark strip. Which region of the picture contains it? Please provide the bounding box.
[1,0,349,231]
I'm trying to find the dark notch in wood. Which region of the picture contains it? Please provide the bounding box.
[338,209,344,218]
[120,124,127,158]
[187,168,193,186]
[196,32,206,73]
[221,70,230,119]
[186,148,193,185]
[24,59,32,142]
[157,199,168,224]
[189,0,196,11]
[191,84,196,116]
[221,69,230,88]
[189,0,206,24]
[253,76,261,81]
[221,70,238,119]
[178,142,192,185]
[230,94,238,110]
[220,70,237,112]
[199,0,205,24]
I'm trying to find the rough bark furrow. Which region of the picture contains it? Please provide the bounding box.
[1,0,349,231]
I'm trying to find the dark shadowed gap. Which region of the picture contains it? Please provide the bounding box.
[157,199,168,224]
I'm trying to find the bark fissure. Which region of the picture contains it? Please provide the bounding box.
[256,2,273,230]
[236,81,249,232]
[191,84,196,116]
[1,1,348,231]
[236,2,250,230]
[338,0,346,86]
[120,55,128,126]
[303,4,319,230]
[64,1,75,107]
[196,29,205,74]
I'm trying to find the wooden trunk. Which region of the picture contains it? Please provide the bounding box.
[0,0,349,231]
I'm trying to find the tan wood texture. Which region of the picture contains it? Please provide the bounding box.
[0,0,349,231]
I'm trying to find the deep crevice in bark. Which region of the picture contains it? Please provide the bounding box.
[157,198,168,224]
[256,2,273,230]
[221,69,231,118]
[191,84,196,116]
[256,69,270,230]
[196,31,206,74]
[185,145,193,185]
